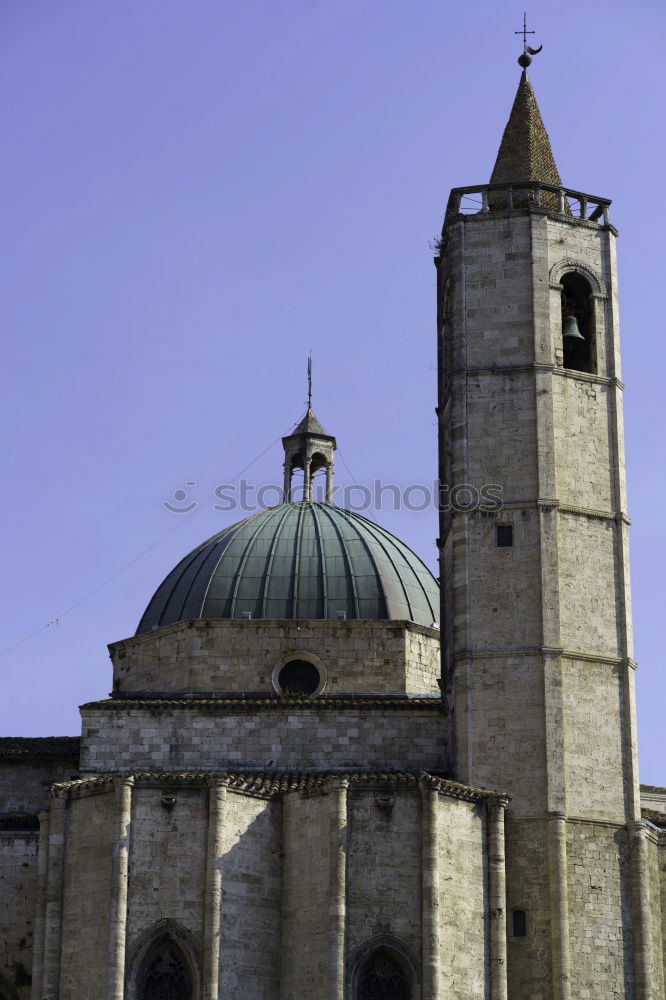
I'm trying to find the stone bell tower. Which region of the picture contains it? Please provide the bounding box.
[435,47,660,1000]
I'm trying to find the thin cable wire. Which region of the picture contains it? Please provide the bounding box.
[334,447,379,524]
[0,425,297,660]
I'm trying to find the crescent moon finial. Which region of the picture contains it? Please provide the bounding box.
[515,13,542,69]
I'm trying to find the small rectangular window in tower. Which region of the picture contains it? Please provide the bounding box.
[512,909,527,937]
[496,524,513,548]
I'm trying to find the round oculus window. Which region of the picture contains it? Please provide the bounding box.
[277,659,321,695]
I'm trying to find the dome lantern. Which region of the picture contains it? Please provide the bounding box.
[282,356,336,503]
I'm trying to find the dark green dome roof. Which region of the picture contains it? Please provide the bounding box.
[137,502,439,634]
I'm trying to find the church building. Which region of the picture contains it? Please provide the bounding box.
[1,44,664,1000]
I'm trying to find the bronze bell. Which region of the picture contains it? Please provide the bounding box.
[563,314,585,341]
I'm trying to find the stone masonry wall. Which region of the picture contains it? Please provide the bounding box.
[646,832,666,995]
[79,705,447,773]
[465,508,543,650]
[654,833,666,984]
[566,820,634,999]
[562,658,628,821]
[505,818,552,1000]
[453,371,538,499]
[110,620,440,696]
[280,790,331,998]
[219,793,281,998]
[438,215,538,674]
[31,774,496,998]
[451,654,547,817]
[281,785,488,998]
[0,761,79,817]
[126,785,208,947]
[404,628,441,692]
[641,787,666,819]
[457,215,535,371]
[0,833,38,1000]
[346,787,422,962]
[552,376,615,511]
[59,791,114,1000]
[557,513,621,660]
[51,781,283,999]
[434,794,487,998]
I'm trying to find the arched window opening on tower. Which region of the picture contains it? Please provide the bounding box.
[286,453,307,502]
[137,937,193,1000]
[309,451,330,501]
[357,949,410,1000]
[512,908,527,938]
[561,272,595,374]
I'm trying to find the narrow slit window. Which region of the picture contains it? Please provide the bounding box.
[512,909,527,937]
[496,525,513,548]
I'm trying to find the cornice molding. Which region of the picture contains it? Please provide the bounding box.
[51,769,499,805]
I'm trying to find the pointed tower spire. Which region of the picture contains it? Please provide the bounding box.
[489,69,563,189]
[282,359,336,503]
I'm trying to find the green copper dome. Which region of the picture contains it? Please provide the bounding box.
[137,502,439,634]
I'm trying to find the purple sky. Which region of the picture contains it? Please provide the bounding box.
[1,1,663,783]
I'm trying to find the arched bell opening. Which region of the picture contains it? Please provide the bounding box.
[561,271,595,373]
[283,450,334,503]
[285,453,307,502]
[310,451,333,502]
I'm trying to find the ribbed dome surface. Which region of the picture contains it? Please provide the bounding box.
[137,503,439,634]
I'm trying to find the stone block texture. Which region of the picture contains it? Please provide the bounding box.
[110,619,440,696]
[59,792,114,999]
[78,701,448,774]
[0,832,38,1000]
[23,775,491,1000]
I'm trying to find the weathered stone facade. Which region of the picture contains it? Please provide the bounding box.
[434,71,664,994]
[110,619,441,697]
[1,63,664,1000]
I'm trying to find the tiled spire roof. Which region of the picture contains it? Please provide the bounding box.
[291,407,331,439]
[490,71,562,187]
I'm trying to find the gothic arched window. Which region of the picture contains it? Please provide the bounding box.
[137,938,193,1000]
[358,950,410,1000]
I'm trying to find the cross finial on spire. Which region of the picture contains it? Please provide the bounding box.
[515,12,542,68]
[515,12,534,48]
[283,362,336,504]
